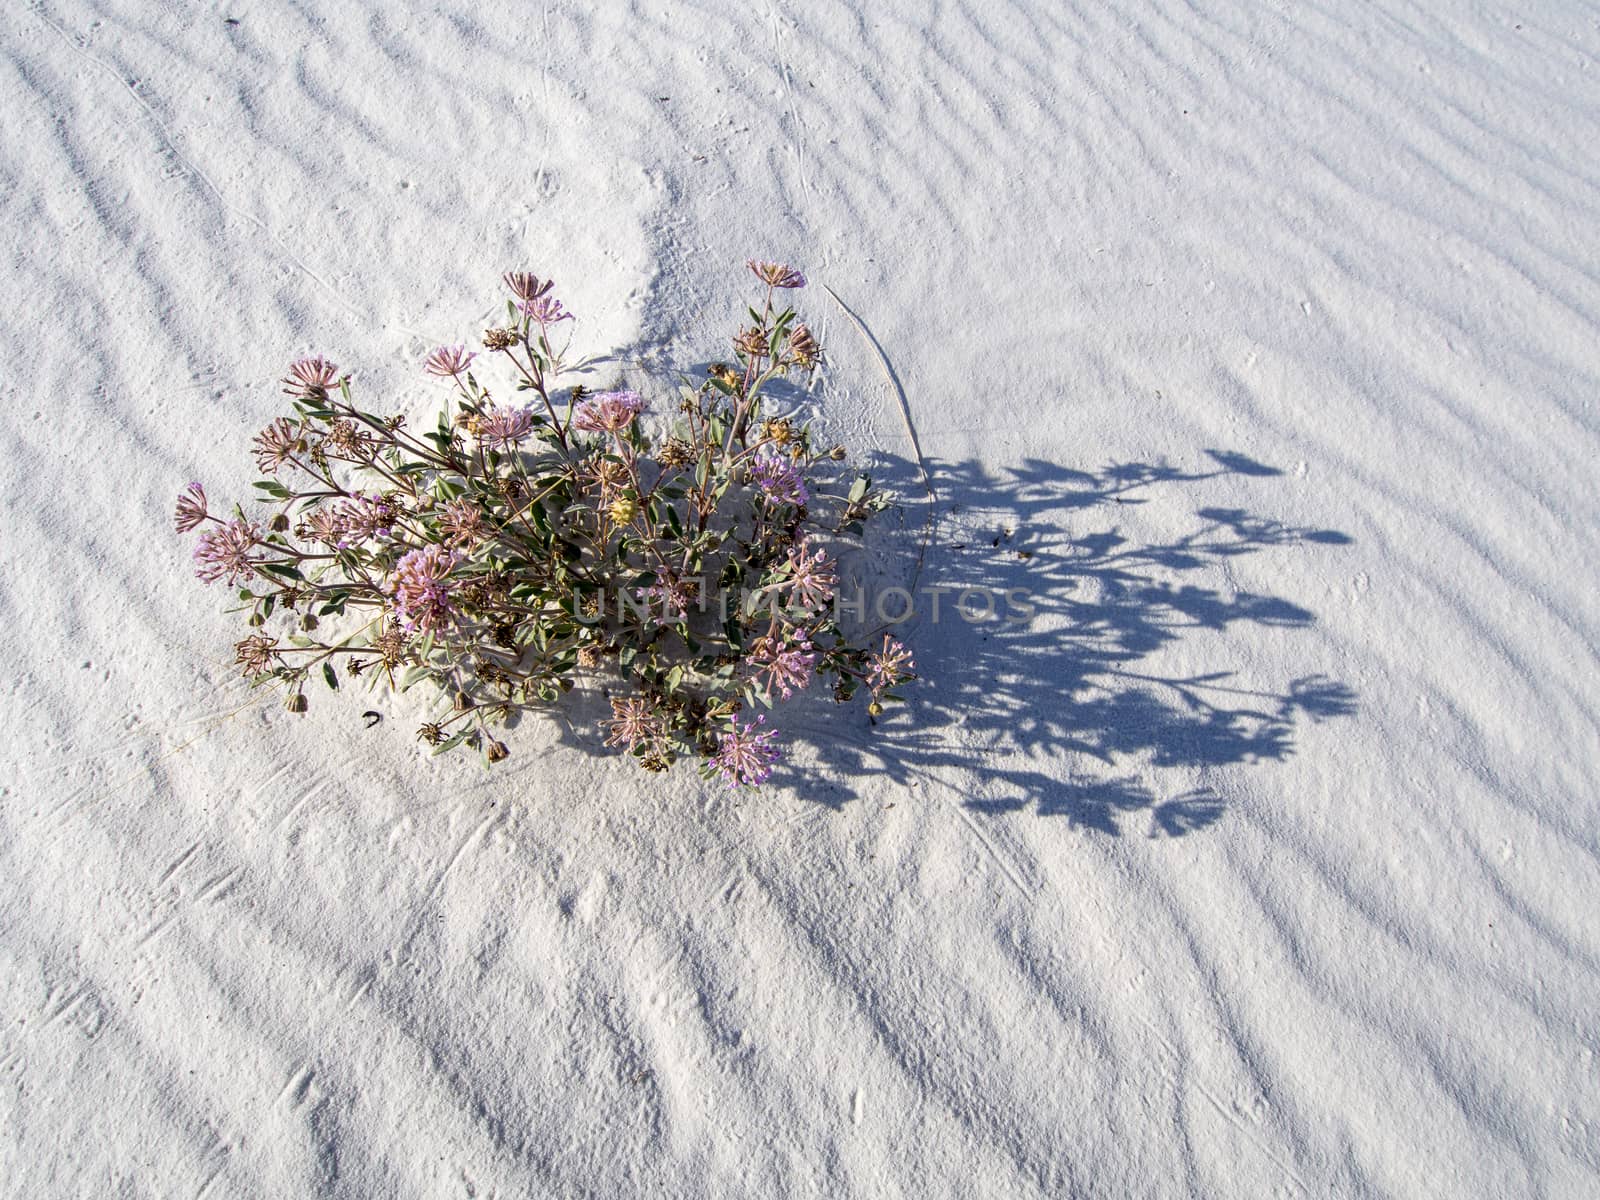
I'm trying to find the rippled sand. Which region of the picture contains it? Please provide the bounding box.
[3,2,1598,1194]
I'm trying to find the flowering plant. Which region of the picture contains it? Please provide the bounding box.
[178,261,915,786]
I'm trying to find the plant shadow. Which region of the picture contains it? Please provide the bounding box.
[763,448,1357,836]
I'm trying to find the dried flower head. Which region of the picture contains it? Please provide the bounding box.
[253,417,307,475]
[282,355,340,399]
[174,482,208,533]
[482,327,519,351]
[657,438,695,470]
[788,323,821,367]
[374,624,409,669]
[747,260,807,289]
[733,326,769,357]
[572,390,646,434]
[234,633,279,676]
[423,344,477,379]
[581,457,630,498]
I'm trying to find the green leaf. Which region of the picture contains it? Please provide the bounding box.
[323,662,339,691]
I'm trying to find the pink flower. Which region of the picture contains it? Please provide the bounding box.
[747,260,806,289]
[520,295,572,326]
[749,630,816,700]
[783,540,834,611]
[438,499,485,547]
[298,507,345,546]
[713,716,782,787]
[193,518,261,585]
[334,493,398,546]
[174,482,208,533]
[282,355,340,398]
[572,390,646,434]
[423,344,477,378]
[635,577,699,622]
[504,271,554,305]
[386,545,463,633]
[476,406,537,449]
[749,450,808,507]
[604,697,664,751]
[868,635,915,694]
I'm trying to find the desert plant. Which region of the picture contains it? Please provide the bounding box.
[177,260,915,785]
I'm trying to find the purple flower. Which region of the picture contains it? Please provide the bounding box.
[747,259,806,289]
[386,544,464,634]
[748,450,808,507]
[334,493,398,546]
[475,406,537,449]
[174,482,208,533]
[783,540,834,611]
[282,355,340,398]
[572,390,646,434]
[520,294,573,326]
[423,344,477,379]
[713,716,782,788]
[750,630,816,701]
[193,518,261,586]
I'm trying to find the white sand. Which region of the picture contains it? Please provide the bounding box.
[4,0,1599,1194]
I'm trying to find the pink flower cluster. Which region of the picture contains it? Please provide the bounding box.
[423,344,476,379]
[605,697,664,751]
[174,482,208,533]
[749,630,816,700]
[783,540,834,611]
[505,271,573,326]
[282,355,340,398]
[572,390,647,434]
[713,716,782,787]
[386,545,464,634]
[193,518,261,586]
[747,260,806,289]
[476,406,537,449]
[335,493,399,546]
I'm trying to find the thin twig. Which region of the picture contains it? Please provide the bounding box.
[820,283,937,604]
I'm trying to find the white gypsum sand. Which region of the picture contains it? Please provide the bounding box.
[2,1,1598,1195]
